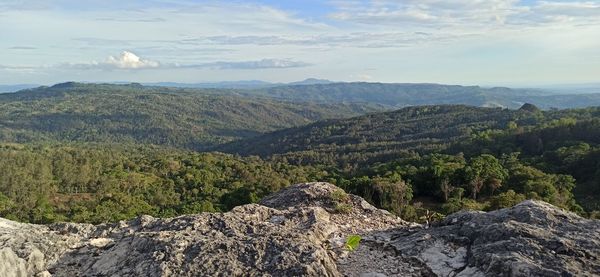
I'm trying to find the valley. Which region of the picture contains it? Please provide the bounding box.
[1,82,600,225]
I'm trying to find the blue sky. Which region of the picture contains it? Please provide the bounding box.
[1,0,599,86]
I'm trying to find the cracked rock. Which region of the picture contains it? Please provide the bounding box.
[0,183,598,276]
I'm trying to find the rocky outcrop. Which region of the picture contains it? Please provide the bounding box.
[1,182,599,276]
[357,200,600,276]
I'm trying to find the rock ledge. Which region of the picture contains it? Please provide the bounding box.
[0,182,598,277]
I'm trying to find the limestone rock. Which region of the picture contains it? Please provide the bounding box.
[0,183,598,276]
[364,200,600,276]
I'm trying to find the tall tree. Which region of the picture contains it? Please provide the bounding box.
[465,154,508,200]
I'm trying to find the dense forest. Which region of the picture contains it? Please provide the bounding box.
[219,105,523,164]
[220,105,600,164]
[1,83,600,225]
[223,104,600,214]
[0,144,331,223]
[0,83,380,149]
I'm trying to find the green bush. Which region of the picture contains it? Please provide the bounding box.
[488,190,526,210]
[441,197,486,214]
[330,189,352,214]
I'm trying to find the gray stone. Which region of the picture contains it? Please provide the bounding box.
[0,183,598,276]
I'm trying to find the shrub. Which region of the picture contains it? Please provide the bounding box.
[488,190,526,210]
[441,197,486,214]
[589,210,600,219]
[330,188,352,214]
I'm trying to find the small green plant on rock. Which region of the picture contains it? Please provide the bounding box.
[334,203,352,214]
[417,209,445,227]
[330,188,352,213]
[345,235,362,251]
[330,188,349,202]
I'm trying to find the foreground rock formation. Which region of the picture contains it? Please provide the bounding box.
[1,182,599,276]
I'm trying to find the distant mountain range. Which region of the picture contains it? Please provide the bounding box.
[2,81,600,152]
[4,80,600,96]
[0,82,379,149]
[142,78,334,89]
[242,82,600,109]
[6,81,600,110]
[0,84,39,93]
[532,83,600,95]
[0,79,335,92]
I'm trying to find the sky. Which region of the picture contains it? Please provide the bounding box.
[1,0,599,86]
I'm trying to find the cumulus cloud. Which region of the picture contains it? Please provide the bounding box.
[106,51,160,69]
[61,51,160,70]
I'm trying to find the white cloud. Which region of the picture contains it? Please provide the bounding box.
[328,0,524,28]
[327,0,600,28]
[106,51,160,69]
[60,51,160,70]
[529,1,600,23]
[168,2,329,32]
[0,64,40,74]
[175,32,477,50]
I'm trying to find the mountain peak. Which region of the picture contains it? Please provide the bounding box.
[519,103,541,112]
[288,78,333,86]
[50,81,80,89]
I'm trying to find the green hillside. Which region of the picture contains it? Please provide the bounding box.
[218,105,530,164]
[0,143,326,223]
[2,82,600,225]
[0,83,381,149]
[221,104,600,214]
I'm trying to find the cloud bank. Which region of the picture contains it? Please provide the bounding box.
[47,52,311,71]
[328,0,600,27]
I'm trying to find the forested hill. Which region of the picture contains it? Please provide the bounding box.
[218,104,600,165]
[0,83,380,149]
[219,104,600,213]
[218,105,527,163]
[248,82,600,109]
[3,82,600,223]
